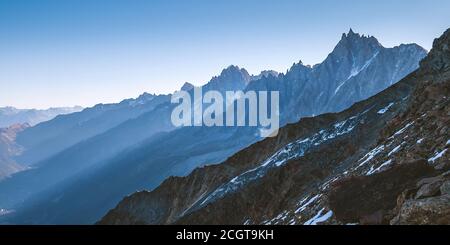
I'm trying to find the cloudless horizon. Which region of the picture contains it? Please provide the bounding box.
[1,0,449,109]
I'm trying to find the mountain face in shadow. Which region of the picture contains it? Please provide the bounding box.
[0,124,29,180]
[14,93,171,166]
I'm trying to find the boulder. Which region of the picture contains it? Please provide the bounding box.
[390,194,450,225]
[415,179,443,199]
[440,180,450,195]
[416,175,444,187]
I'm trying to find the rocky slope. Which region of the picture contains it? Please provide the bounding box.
[99,29,450,225]
[0,124,28,179]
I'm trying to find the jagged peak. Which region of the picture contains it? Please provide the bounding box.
[339,28,381,47]
[291,60,307,68]
[286,60,313,75]
[249,70,280,81]
[208,65,251,85]
[341,28,359,39]
[348,28,356,36]
[180,82,195,91]
[258,70,279,78]
[220,65,250,77]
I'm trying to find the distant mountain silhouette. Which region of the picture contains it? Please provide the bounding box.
[0,106,83,128]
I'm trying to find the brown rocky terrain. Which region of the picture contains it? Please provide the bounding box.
[99,28,450,225]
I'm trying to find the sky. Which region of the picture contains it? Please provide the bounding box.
[0,0,449,109]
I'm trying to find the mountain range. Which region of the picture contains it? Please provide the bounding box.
[0,29,429,224]
[0,106,83,128]
[99,28,450,225]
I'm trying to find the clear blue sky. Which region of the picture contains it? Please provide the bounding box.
[1,0,449,109]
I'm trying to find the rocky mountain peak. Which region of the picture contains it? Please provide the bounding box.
[286,60,312,78]
[220,65,250,79]
[419,28,450,74]
[251,70,280,81]
[205,65,252,92]
[125,92,156,107]
[259,70,279,78]
[180,82,195,91]
[341,28,357,38]
[337,29,382,52]
[348,28,355,35]
[314,29,389,84]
